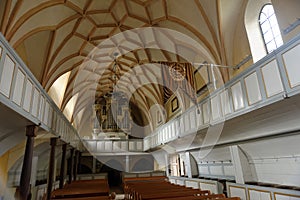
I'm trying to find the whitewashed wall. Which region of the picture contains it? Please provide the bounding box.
[240,134,300,187]
[190,147,235,180]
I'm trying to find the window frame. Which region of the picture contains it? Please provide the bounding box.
[258,3,283,54]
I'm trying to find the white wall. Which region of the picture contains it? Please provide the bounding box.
[190,147,235,179]
[240,134,300,187]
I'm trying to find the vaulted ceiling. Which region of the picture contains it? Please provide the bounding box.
[0,0,249,136]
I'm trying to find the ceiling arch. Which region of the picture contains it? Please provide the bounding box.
[0,0,251,137]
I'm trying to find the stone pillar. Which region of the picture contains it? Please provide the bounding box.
[19,125,38,200]
[47,138,57,200]
[59,143,67,189]
[68,148,74,184]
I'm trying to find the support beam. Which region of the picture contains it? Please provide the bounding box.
[125,155,130,173]
[68,148,74,184]
[73,150,79,181]
[92,157,96,173]
[19,125,38,200]
[165,154,170,177]
[31,156,39,187]
[47,138,57,200]
[59,143,67,189]
[78,152,82,174]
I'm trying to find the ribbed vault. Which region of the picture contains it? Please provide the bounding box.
[0,0,250,137]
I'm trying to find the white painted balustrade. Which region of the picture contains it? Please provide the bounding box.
[0,33,81,150]
[144,33,300,151]
[83,139,144,153]
[227,182,300,200]
[1,31,300,153]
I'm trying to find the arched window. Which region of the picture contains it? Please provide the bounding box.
[259,4,283,53]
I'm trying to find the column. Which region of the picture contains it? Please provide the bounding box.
[19,125,38,200]
[165,154,170,177]
[92,157,96,173]
[59,143,67,189]
[46,138,57,200]
[73,150,79,181]
[78,152,82,174]
[229,145,257,184]
[30,156,39,187]
[68,148,74,184]
[125,155,130,172]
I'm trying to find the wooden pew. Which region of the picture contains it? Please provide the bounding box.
[123,177,209,200]
[150,197,240,200]
[51,179,110,199]
[123,176,240,200]
[53,196,110,200]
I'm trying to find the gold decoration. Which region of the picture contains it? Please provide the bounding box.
[169,63,186,81]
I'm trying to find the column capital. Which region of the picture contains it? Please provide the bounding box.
[62,142,67,150]
[25,125,38,137]
[50,137,57,146]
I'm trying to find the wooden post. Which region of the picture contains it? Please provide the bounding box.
[68,148,74,184]
[78,152,82,174]
[19,125,38,200]
[46,138,57,200]
[59,143,67,189]
[73,150,79,181]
